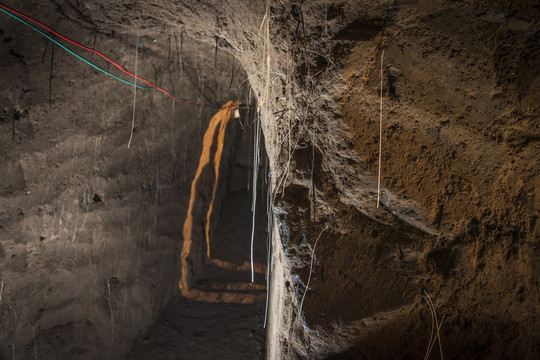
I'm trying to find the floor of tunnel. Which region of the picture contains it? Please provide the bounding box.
[127,296,265,360]
[128,192,268,360]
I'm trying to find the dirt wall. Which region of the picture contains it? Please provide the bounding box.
[0,0,538,359]
[0,1,248,357]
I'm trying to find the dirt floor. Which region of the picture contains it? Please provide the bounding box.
[128,160,269,360]
[127,297,265,360]
[0,0,538,359]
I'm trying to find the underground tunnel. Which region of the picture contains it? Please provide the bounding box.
[0,1,539,359]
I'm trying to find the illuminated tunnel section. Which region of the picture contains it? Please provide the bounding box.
[179,101,268,303]
[128,101,270,358]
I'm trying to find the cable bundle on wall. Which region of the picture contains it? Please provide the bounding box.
[0,3,216,108]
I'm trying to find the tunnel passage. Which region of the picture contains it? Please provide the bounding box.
[129,102,271,359]
[179,100,269,303]
[0,2,269,358]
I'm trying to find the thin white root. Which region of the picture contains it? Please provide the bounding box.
[32,327,37,360]
[423,291,445,360]
[299,226,329,314]
[423,294,435,360]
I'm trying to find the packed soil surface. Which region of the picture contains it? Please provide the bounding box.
[128,175,269,360]
[128,296,265,360]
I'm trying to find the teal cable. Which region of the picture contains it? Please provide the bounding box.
[0,6,151,90]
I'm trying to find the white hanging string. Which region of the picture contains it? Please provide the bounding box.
[127,17,140,149]
[377,50,384,208]
[250,107,261,282]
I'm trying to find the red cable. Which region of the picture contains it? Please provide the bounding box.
[0,3,215,107]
